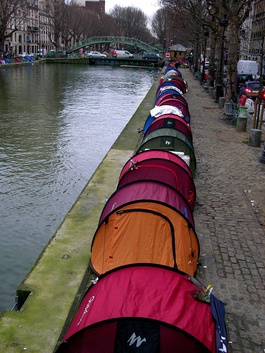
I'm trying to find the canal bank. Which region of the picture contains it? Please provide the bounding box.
[0,73,159,353]
[45,56,165,68]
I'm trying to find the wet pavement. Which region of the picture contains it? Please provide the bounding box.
[184,68,265,353]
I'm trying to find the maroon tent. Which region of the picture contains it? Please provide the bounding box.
[119,150,193,178]
[155,92,188,108]
[98,179,194,227]
[144,114,193,143]
[118,150,196,209]
[157,77,187,95]
[56,265,218,353]
[163,76,188,92]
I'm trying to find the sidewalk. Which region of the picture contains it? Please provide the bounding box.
[184,68,265,353]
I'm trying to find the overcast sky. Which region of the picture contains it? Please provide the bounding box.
[105,0,161,18]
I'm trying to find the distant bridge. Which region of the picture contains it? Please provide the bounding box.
[67,36,161,54]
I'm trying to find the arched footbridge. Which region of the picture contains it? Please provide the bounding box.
[67,36,161,54]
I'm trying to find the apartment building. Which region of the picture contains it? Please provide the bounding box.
[249,0,265,73]
[239,3,254,60]
[85,0,105,15]
[4,0,106,56]
[5,0,59,56]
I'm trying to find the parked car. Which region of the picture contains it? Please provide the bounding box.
[112,50,133,58]
[36,49,46,57]
[239,81,265,99]
[19,52,28,57]
[142,52,162,61]
[85,51,107,58]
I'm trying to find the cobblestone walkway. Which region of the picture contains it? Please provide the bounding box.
[183,69,265,353]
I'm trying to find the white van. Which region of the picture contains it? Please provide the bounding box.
[112,50,134,58]
[237,60,259,75]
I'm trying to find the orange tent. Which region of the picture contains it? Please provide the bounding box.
[90,181,199,277]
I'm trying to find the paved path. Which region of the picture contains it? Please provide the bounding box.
[183,68,265,353]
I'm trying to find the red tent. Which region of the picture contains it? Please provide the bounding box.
[163,76,188,92]
[56,265,218,353]
[98,179,194,227]
[156,77,187,95]
[156,98,190,122]
[155,93,188,108]
[118,150,196,209]
[119,150,192,178]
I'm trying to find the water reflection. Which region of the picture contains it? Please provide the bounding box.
[0,64,159,310]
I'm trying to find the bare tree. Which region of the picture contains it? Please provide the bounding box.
[110,5,152,41]
[45,0,69,50]
[159,0,208,73]
[98,14,118,37]
[219,0,252,101]
[0,0,27,55]
[152,6,194,49]
[160,0,253,101]
[151,8,169,47]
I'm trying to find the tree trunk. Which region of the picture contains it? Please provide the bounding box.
[226,17,239,102]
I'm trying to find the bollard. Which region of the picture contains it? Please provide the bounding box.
[219,97,226,108]
[203,83,209,93]
[208,86,213,96]
[259,141,265,163]
[236,106,248,132]
[212,89,216,100]
[248,129,262,147]
[236,117,248,132]
[223,102,233,117]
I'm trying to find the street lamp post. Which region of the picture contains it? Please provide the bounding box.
[163,38,167,51]
[215,14,229,103]
[259,32,265,163]
[201,27,209,85]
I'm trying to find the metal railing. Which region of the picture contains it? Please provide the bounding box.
[67,36,161,54]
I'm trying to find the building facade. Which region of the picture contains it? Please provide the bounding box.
[4,0,106,56]
[85,0,105,15]
[4,0,63,56]
[249,0,265,73]
[239,2,254,60]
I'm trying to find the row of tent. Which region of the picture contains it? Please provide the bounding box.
[56,64,229,353]
[0,56,35,65]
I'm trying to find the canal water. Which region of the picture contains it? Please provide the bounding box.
[0,63,159,310]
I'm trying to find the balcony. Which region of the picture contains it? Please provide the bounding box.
[27,26,39,32]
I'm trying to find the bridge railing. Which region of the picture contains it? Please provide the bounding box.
[67,36,162,54]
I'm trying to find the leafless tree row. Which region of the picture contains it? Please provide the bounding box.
[157,0,254,101]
